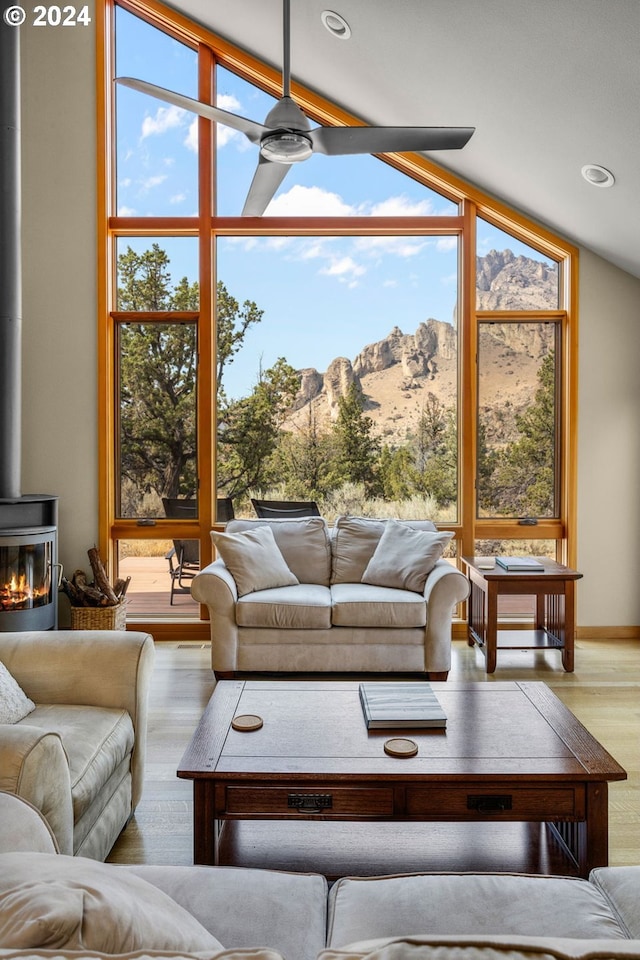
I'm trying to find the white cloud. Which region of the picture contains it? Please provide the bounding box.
[217,123,240,149]
[117,204,136,216]
[141,104,186,139]
[266,184,355,217]
[436,237,458,252]
[299,240,337,261]
[320,256,366,283]
[185,118,198,153]
[183,94,247,151]
[170,192,187,204]
[140,174,168,190]
[228,186,455,290]
[368,195,436,217]
[355,234,427,258]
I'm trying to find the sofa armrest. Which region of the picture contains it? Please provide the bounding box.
[0,791,59,854]
[191,560,240,674]
[0,725,73,854]
[422,560,471,673]
[0,631,155,810]
[589,866,640,938]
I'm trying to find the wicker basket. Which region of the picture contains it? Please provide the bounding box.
[70,601,127,631]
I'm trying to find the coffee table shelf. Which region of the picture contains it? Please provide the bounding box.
[215,820,583,880]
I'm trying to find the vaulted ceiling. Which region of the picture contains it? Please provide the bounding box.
[163,0,640,278]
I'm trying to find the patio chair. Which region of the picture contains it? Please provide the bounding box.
[162,497,199,604]
[251,498,320,519]
[216,496,235,522]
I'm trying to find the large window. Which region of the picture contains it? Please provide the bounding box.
[98,0,578,630]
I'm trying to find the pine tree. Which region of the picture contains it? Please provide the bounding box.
[330,383,381,495]
[486,351,556,516]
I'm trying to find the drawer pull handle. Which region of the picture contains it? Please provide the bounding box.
[467,794,513,812]
[288,793,333,813]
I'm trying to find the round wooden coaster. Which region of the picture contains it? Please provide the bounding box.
[384,737,418,758]
[231,714,263,732]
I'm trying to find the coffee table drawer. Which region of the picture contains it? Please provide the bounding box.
[223,785,394,816]
[406,784,584,819]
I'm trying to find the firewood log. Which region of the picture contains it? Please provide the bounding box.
[87,547,119,606]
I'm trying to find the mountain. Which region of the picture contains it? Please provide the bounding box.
[286,250,557,447]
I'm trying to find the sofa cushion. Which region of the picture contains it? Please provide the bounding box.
[0,661,35,724]
[330,583,426,628]
[128,862,329,960]
[226,518,332,586]
[361,521,454,593]
[319,936,640,960]
[22,704,134,823]
[212,526,299,597]
[236,584,332,630]
[0,852,223,952]
[331,517,437,584]
[326,873,631,948]
[590,867,640,938]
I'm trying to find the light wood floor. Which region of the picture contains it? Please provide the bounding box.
[108,637,640,870]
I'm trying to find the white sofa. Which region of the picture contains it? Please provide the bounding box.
[192,516,470,679]
[1,792,639,960]
[0,629,154,860]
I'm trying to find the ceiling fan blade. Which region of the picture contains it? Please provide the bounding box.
[242,156,293,216]
[116,77,268,144]
[309,125,475,156]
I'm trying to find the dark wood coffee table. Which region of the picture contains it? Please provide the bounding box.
[178,679,625,879]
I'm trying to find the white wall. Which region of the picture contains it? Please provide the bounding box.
[577,250,640,629]
[18,20,640,630]
[21,15,99,574]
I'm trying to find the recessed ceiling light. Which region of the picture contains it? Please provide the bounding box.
[321,10,351,39]
[581,164,615,188]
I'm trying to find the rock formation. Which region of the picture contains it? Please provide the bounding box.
[286,249,557,442]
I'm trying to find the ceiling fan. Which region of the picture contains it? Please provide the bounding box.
[116,0,475,216]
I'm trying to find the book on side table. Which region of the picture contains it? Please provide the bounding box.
[495,556,544,571]
[359,681,447,729]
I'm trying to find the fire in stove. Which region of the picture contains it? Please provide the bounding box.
[1,569,51,611]
[0,517,59,630]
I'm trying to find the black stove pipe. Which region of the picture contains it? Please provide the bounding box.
[0,7,22,500]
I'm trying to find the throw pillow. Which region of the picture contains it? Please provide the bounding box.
[331,515,438,584]
[0,661,36,723]
[361,520,453,593]
[211,524,299,597]
[0,851,223,952]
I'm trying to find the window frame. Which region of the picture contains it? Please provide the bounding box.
[97,0,579,637]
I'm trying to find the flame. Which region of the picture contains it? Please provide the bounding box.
[1,572,50,611]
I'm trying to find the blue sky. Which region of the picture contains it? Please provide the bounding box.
[115,7,553,399]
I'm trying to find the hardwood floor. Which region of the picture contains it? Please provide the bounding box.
[107,637,640,870]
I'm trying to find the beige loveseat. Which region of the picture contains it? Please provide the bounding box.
[1,792,640,960]
[192,516,470,679]
[0,629,154,860]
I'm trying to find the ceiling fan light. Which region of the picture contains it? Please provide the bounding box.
[581,164,615,188]
[260,132,313,163]
[321,10,351,39]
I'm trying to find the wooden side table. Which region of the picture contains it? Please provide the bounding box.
[461,557,583,673]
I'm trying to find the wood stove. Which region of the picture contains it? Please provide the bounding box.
[0,496,60,632]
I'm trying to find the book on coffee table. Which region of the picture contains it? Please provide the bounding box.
[495,556,544,571]
[359,681,447,729]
